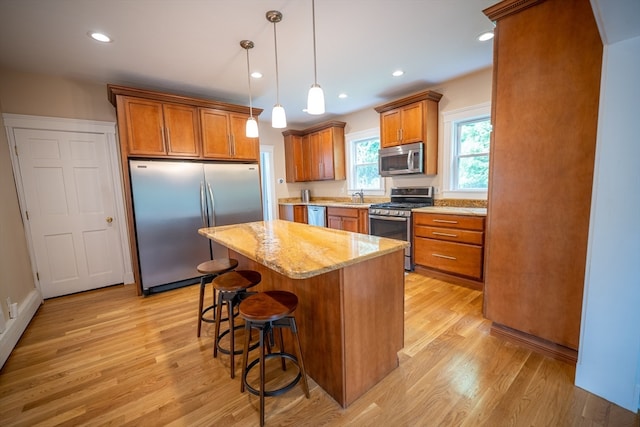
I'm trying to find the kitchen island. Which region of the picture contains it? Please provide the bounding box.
[199,220,408,407]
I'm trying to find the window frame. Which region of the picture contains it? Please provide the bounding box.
[442,102,491,200]
[345,128,385,195]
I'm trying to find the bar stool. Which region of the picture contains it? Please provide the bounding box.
[212,270,262,378]
[196,258,238,337]
[239,290,310,426]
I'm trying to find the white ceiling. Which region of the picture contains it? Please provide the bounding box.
[0,0,497,127]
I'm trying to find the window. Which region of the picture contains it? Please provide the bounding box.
[454,118,491,190]
[442,103,491,199]
[346,128,384,194]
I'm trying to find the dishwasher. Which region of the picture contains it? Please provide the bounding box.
[307,205,326,227]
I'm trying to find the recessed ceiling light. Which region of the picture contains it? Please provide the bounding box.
[338,93,348,99]
[392,70,404,77]
[251,71,262,79]
[478,31,494,42]
[88,31,112,43]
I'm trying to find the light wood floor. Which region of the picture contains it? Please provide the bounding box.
[1,273,637,426]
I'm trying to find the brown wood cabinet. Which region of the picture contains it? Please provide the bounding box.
[279,204,307,223]
[283,121,346,183]
[119,97,200,157]
[482,0,603,362]
[108,84,262,161]
[282,133,308,182]
[327,207,368,234]
[414,212,485,285]
[379,101,423,147]
[374,90,442,175]
[200,108,259,160]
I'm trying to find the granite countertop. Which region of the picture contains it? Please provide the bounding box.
[412,206,487,216]
[198,220,408,279]
[279,200,372,208]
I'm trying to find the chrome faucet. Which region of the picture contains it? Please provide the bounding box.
[352,189,364,203]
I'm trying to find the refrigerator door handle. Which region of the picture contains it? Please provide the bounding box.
[200,181,207,227]
[207,181,216,227]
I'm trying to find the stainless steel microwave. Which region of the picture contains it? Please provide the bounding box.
[378,142,424,176]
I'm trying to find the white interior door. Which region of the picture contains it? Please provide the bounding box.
[14,128,124,298]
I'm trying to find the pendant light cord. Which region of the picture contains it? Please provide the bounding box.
[311,0,318,85]
[245,48,254,117]
[273,21,281,105]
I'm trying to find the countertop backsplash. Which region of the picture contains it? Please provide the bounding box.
[434,199,487,208]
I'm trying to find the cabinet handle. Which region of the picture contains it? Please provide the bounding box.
[160,126,166,144]
[165,126,171,146]
[432,231,458,237]
[396,129,400,141]
[400,128,403,142]
[433,219,458,224]
[432,253,457,260]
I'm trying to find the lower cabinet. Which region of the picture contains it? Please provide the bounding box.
[279,204,307,223]
[327,207,368,234]
[413,212,485,284]
[279,204,368,233]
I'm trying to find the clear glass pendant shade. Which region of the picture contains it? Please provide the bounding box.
[245,116,259,138]
[272,104,287,128]
[307,84,325,115]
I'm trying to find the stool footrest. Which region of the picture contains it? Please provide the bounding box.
[200,304,231,324]
[217,325,260,356]
[243,353,302,397]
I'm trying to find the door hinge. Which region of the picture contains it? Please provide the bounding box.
[36,272,40,281]
[14,145,18,156]
[25,211,29,220]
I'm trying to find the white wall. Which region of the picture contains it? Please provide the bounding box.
[576,35,640,412]
[275,68,493,201]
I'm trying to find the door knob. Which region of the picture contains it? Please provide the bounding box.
[106,217,113,223]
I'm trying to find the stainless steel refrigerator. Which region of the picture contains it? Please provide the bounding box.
[129,160,263,294]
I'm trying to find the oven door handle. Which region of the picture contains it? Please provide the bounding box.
[369,214,408,222]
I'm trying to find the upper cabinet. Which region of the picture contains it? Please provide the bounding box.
[119,97,200,157]
[283,132,310,182]
[375,90,442,174]
[283,121,346,183]
[108,84,262,161]
[200,108,259,160]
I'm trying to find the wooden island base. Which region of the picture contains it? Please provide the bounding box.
[230,249,405,408]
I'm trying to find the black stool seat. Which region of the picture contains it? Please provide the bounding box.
[196,258,238,337]
[239,291,310,426]
[213,270,261,378]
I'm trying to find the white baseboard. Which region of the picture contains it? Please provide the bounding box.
[0,289,42,368]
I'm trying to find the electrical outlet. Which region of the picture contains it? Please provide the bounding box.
[434,187,440,195]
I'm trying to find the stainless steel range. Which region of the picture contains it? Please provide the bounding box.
[369,187,434,270]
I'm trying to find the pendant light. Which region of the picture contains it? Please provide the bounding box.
[266,10,286,128]
[240,40,259,138]
[307,0,325,115]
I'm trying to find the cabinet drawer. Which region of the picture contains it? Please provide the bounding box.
[414,225,483,245]
[414,213,485,231]
[326,207,359,218]
[414,238,483,279]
